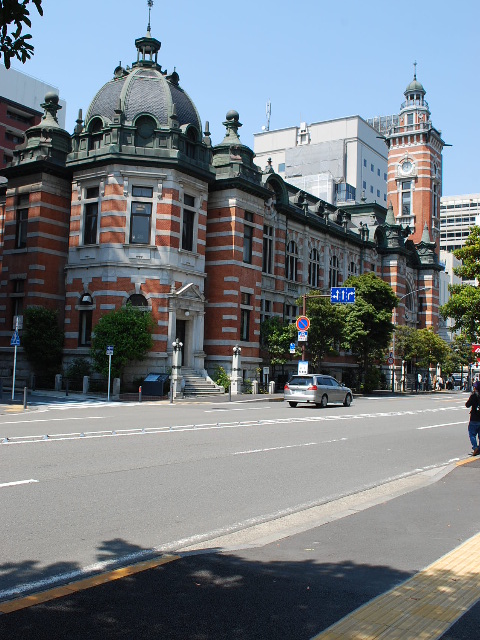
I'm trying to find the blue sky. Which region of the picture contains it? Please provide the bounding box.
[9,0,478,197]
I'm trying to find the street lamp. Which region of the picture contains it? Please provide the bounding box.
[392,287,430,393]
[231,345,242,397]
[171,337,183,401]
[233,345,241,356]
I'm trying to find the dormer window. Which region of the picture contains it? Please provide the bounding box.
[135,116,156,148]
[89,119,103,151]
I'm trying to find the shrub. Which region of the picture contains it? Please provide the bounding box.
[213,365,230,391]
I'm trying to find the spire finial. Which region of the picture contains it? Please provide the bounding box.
[413,60,417,80]
[147,0,153,33]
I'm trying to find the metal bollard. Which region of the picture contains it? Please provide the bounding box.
[139,386,142,402]
[229,385,231,402]
[23,386,27,410]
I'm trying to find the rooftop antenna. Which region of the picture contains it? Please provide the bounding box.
[147,0,153,32]
[265,100,271,131]
[413,60,417,79]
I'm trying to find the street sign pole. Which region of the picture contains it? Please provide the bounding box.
[12,342,17,401]
[107,354,112,402]
[106,345,114,401]
[11,317,21,401]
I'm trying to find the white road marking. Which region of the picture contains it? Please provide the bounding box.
[206,406,271,413]
[417,421,465,430]
[233,437,347,456]
[0,416,103,425]
[0,479,39,488]
[0,405,468,446]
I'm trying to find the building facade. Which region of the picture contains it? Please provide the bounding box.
[440,194,480,253]
[253,116,388,207]
[0,28,443,389]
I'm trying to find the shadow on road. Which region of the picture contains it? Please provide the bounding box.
[1,537,416,640]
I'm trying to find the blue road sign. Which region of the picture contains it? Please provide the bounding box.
[106,345,114,356]
[331,287,356,304]
[10,330,20,347]
[289,343,296,353]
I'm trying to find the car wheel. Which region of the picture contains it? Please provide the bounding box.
[320,394,328,408]
[343,393,352,407]
[288,402,298,408]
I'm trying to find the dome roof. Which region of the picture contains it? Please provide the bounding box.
[85,32,201,132]
[404,76,425,95]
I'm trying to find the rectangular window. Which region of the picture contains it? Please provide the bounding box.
[263,225,274,274]
[362,180,366,189]
[15,194,29,249]
[371,163,374,172]
[407,113,414,125]
[240,308,250,341]
[377,189,380,198]
[240,292,251,341]
[11,279,25,328]
[401,181,411,216]
[184,194,195,207]
[130,186,153,244]
[370,185,374,194]
[278,163,285,172]
[243,211,253,263]
[432,183,438,219]
[377,168,380,177]
[182,209,195,251]
[79,310,93,346]
[84,202,98,244]
[363,159,367,167]
[384,173,387,181]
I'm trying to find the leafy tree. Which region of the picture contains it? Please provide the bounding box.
[91,305,154,379]
[393,325,417,361]
[296,294,343,371]
[440,284,480,343]
[22,306,64,376]
[0,0,43,69]
[412,328,449,370]
[440,226,480,342]
[213,365,230,391]
[341,273,398,382]
[260,316,298,375]
[451,226,480,281]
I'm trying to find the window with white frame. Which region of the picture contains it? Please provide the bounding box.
[348,260,357,278]
[401,181,412,217]
[308,247,321,287]
[83,186,99,245]
[130,186,153,244]
[329,255,340,288]
[263,225,274,274]
[182,194,196,252]
[286,240,298,281]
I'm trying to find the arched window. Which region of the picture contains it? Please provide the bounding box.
[78,293,93,346]
[348,261,358,278]
[135,116,156,148]
[127,294,148,308]
[89,118,103,151]
[329,255,340,288]
[185,127,198,159]
[308,248,321,287]
[286,240,298,282]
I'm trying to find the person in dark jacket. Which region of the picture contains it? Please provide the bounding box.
[465,380,480,455]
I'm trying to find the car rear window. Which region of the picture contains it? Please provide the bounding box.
[288,377,313,386]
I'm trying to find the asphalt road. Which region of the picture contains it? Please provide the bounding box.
[0,392,471,601]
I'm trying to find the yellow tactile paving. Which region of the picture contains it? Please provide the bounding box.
[312,532,480,640]
[0,554,180,615]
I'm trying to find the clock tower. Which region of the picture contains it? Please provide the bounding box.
[385,66,445,250]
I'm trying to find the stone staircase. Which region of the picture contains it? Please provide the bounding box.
[181,368,225,397]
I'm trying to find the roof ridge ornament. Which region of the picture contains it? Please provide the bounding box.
[147,0,153,34]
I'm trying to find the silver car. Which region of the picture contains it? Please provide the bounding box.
[284,374,353,408]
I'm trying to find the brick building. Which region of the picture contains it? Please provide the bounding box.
[0,28,443,389]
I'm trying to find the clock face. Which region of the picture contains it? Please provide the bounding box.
[402,160,413,174]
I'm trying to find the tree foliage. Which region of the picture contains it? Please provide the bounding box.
[440,226,480,342]
[22,306,64,376]
[341,273,398,378]
[297,294,344,371]
[440,284,480,343]
[452,225,480,281]
[91,305,154,379]
[411,328,450,369]
[260,316,298,372]
[0,0,43,68]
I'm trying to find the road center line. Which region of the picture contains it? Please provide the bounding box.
[0,416,103,426]
[418,421,465,430]
[0,479,39,489]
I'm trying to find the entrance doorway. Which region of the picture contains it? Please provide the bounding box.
[176,319,187,367]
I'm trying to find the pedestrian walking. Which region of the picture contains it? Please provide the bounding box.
[465,380,480,456]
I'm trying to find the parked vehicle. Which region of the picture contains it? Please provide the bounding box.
[284,374,353,408]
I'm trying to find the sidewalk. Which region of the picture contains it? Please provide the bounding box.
[1,457,479,639]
